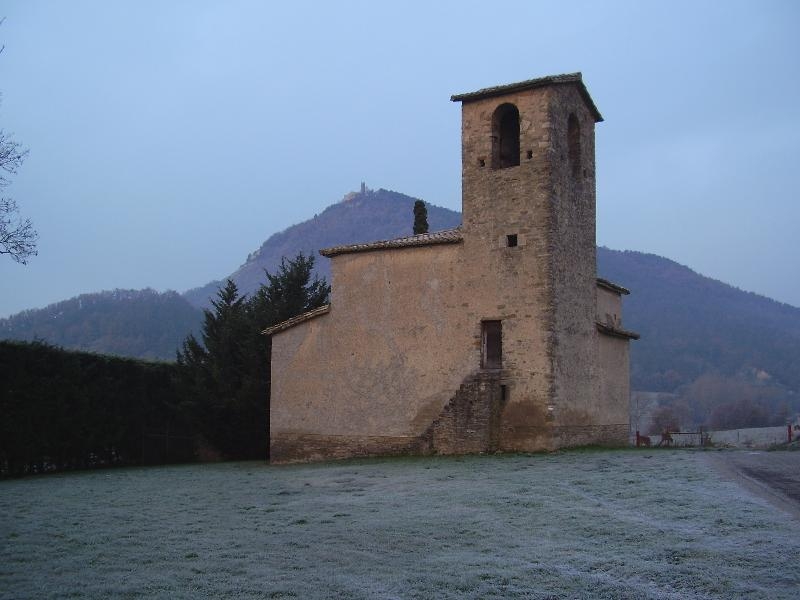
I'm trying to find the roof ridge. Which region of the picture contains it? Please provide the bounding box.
[450,72,602,122]
[320,227,463,258]
[596,278,630,295]
[262,304,330,336]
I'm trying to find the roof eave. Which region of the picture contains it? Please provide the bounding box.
[262,304,330,336]
[596,321,640,340]
[596,278,630,295]
[319,228,464,258]
[450,72,603,123]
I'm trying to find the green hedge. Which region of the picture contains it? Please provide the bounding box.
[0,341,196,477]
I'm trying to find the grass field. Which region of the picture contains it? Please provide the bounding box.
[2,449,798,599]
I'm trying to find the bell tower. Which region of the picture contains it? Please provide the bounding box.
[451,73,605,449]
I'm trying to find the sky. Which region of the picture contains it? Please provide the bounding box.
[1,0,798,318]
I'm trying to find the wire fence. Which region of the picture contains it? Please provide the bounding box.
[635,424,794,449]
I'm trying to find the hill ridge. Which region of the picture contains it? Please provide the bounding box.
[182,188,462,307]
[1,188,798,396]
[0,288,202,361]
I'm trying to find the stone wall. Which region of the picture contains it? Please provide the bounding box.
[421,371,506,455]
[455,82,623,450]
[547,86,601,432]
[457,86,559,453]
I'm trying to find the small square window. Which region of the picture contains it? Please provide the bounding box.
[506,234,518,247]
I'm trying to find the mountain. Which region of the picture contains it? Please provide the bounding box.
[0,189,458,362]
[597,248,800,392]
[0,289,202,361]
[2,187,798,397]
[183,186,800,395]
[183,188,462,307]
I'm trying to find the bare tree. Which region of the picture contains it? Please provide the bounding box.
[0,18,38,264]
[0,125,37,264]
[0,126,27,185]
[1,198,37,263]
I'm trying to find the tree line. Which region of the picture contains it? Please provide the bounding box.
[646,372,798,435]
[597,247,800,395]
[0,340,191,477]
[0,253,329,477]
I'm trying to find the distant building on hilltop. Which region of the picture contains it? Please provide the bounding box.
[265,73,639,463]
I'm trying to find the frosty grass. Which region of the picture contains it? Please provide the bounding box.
[1,449,798,599]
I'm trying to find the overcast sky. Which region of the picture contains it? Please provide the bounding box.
[1,0,798,318]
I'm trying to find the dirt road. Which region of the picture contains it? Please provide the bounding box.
[704,450,800,520]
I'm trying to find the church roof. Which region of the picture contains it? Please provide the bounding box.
[596,321,640,340]
[596,278,630,295]
[319,227,463,258]
[262,304,330,336]
[450,72,603,122]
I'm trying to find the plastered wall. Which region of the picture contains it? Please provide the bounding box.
[270,243,478,460]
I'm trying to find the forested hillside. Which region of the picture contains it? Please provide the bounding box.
[2,188,798,404]
[597,248,800,393]
[0,289,202,361]
[183,187,800,397]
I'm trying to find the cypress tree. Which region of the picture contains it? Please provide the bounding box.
[413,200,429,235]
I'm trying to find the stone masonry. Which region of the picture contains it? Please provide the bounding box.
[266,73,638,463]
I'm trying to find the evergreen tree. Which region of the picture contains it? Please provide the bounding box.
[250,252,330,326]
[249,253,330,459]
[1,340,190,477]
[413,200,429,235]
[178,254,330,460]
[178,279,254,458]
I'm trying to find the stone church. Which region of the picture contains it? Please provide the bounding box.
[265,73,638,463]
